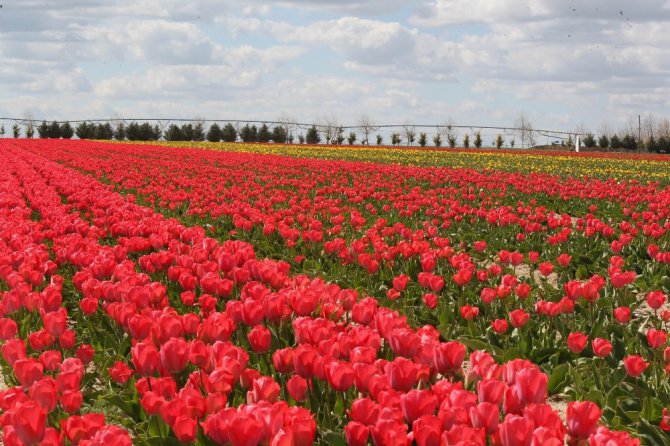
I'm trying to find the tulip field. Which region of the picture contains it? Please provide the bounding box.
[2,139,670,446]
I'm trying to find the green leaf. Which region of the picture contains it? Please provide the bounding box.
[637,418,670,446]
[502,347,524,362]
[103,394,138,419]
[320,430,347,446]
[642,396,663,422]
[548,363,570,394]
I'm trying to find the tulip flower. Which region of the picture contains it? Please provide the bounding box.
[566,332,588,353]
[623,355,649,377]
[591,338,612,358]
[566,401,602,440]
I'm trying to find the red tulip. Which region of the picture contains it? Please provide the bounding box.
[13,358,44,386]
[474,241,487,252]
[538,262,553,276]
[460,305,479,320]
[11,400,47,445]
[324,360,355,392]
[42,307,68,337]
[591,338,612,358]
[509,309,529,328]
[422,293,438,309]
[566,332,588,353]
[344,421,369,446]
[491,319,508,334]
[647,329,668,349]
[247,324,271,353]
[60,389,83,413]
[498,414,534,446]
[172,416,197,443]
[566,401,601,440]
[647,291,667,309]
[481,287,496,304]
[227,413,264,446]
[29,377,58,413]
[623,355,649,377]
[247,376,280,403]
[351,297,377,325]
[287,375,308,402]
[477,378,506,405]
[400,389,438,423]
[469,402,499,435]
[557,253,571,267]
[515,283,531,300]
[433,341,466,374]
[131,341,160,376]
[108,361,133,384]
[515,367,547,406]
[613,306,631,324]
[412,415,442,446]
[385,357,418,392]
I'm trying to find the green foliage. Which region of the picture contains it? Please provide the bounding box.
[495,134,504,149]
[583,134,596,148]
[75,121,96,139]
[474,131,482,148]
[347,132,356,145]
[165,124,183,141]
[610,135,623,149]
[12,124,20,138]
[49,121,62,139]
[0,125,4,137]
[448,135,457,148]
[622,134,637,151]
[257,124,271,143]
[125,122,161,141]
[180,124,194,141]
[113,122,126,141]
[272,126,288,144]
[463,134,470,148]
[598,134,609,150]
[305,126,320,144]
[656,136,670,153]
[192,122,205,141]
[376,134,383,145]
[391,132,401,146]
[60,122,74,139]
[432,133,442,147]
[206,123,222,142]
[95,123,114,140]
[25,123,35,138]
[335,127,345,145]
[37,121,50,138]
[239,124,258,143]
[418,132,427,147]
[221,123,237,142]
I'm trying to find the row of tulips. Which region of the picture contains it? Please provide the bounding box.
[0,139,667,444]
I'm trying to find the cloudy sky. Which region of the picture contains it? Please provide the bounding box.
[1,0,669,136]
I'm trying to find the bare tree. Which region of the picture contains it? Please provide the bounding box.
[23,111,35,139]
[317,114,341,145]
[276,113,296,144]
[515,112,535,148]
[641,112,656,143]
[357,113,378,146]
[440,118,457,148]
[402,121,416,146]
[657,118,670,139]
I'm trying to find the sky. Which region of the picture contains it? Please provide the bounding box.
[1,0,669,139]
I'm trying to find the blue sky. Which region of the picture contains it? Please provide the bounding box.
[0,0,669,142]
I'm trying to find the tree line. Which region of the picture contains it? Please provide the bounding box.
[1,116,668,153]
